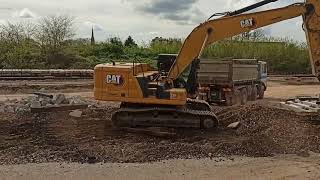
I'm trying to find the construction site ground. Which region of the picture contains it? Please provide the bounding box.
[0,79,320,179]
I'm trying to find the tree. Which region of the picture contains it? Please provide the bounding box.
[0,22,40,69]
[35,15,75,66]
[108,37,123,46]
[0,22,36,44]
[124,36,137,47]
[106,37,124,59]
[36,15,75,53]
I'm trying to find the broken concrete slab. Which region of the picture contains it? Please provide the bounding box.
[1,93,91,113]
[30,101,41,108]
[69,110,83,118]
[53,94,66,105]
[68,96,86,105]
[227,122,241,129]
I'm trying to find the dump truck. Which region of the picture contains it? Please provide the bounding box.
[156,55,267,106]
[197,59,267,105]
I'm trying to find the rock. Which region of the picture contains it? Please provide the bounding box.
[5,105,15,113]
[0,106,5,113]
[39,98,51,106]
[69,110,83,118]
[25,96,38,103]
[87,156,98,164]
[15,107,27,113]
[53,94,66,105]
[68,96,86,105]
[30,101,41,108]
[227,121,241,129]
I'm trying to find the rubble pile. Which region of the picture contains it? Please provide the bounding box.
[0,93,88,113]
[0,102,319,165]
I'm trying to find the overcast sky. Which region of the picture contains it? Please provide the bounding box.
[0,0,305,43]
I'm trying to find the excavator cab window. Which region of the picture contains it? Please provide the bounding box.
[156,54,177,75]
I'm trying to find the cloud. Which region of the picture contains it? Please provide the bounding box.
[149,31,158,35]
[18,8,36,18]
[226,0,258,10]
[1,0,306,42]
[126,0,205,25]
[0,8,13,10]
[0,20,7,25]
[226,0,303,11]
[83,21,104,31]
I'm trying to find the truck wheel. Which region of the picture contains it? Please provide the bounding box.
[234,90,241,105]
[247,86,252,99]
[258,86,265,99]
[250,86,258,101]
[240,88,248,105]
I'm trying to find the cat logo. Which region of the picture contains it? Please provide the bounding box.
[240,18,255,28]
[106,75,124,85]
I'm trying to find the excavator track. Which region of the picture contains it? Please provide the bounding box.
[111,99,219,129]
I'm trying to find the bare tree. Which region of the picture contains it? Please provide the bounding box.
[0,22,37,44]
[36,15,75,52]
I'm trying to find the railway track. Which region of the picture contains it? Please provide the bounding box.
[0,69,93,80]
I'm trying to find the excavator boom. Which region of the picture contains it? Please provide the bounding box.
[168,0,320,80]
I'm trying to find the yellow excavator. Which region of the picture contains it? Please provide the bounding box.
[94,0,320,129]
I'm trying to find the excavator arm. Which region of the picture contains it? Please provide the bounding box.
[168,0,320,80]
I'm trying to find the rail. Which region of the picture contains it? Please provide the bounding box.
[0,69,94,80]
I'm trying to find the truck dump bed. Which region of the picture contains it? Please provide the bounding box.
[197,59,259,86]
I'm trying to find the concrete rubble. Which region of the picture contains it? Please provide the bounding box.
[69,110,83,118]
[280,95,320,113]
[227,122,241,129]
[0,93,89,113]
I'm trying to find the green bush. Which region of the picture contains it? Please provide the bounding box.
[0,34,312,74]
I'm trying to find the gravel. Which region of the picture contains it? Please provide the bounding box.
[0,102,319,165]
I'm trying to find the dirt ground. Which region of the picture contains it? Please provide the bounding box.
[1,155,320,180]
[0,79,319,179]
[266,81,320,99]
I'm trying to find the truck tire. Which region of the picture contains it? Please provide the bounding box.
[258,86,265,99]
[250,86,258,101]
[234,90,241,105]
[240,88,248,105]
[225,91,241,106]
